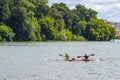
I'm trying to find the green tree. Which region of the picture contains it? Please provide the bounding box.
[39,16,58,40]
[83,18,116,41]
[0,25,15,41]
[28,0,48,5]
[35,3,50,18]
[50,3,80,31]
[73,5,97,21]
[8,5,41,41]
[24,11,42,41]
[0,0,11,22]
[56,29,73,41]
[73,20,86,35]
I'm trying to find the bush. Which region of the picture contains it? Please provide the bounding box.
[72,35,87,41]
[0,25,15,41]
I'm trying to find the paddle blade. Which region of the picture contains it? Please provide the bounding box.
[59,54,64,56]
[77,56,81,58]
[90,54,95,56]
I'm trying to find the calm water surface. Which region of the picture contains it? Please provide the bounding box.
[0,41,120,80]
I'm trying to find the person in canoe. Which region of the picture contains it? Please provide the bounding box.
[83,54,90,61]
[65,53,70,61]
[76,54,95,61]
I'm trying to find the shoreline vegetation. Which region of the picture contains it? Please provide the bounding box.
[0,0,116,42]
[0,39,118,43]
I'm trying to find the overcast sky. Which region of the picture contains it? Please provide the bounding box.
[48,0,120,22]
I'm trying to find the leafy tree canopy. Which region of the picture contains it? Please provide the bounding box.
[0,0,116,41]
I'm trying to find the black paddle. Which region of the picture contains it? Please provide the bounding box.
[77,54,95,58]
[90,54,95,56]
[59,54,64,56]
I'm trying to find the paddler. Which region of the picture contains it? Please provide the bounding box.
[65,53,70,61]
[83,54,90,61]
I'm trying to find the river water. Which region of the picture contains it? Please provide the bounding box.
[0,41,120,80]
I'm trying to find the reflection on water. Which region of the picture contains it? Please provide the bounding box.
[0,42,120,80]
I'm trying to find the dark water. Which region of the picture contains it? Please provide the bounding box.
[0,41,120,80]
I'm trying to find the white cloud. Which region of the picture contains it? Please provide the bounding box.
[107,13,113,17]
[48,0,120,22]
[91,0,119,4]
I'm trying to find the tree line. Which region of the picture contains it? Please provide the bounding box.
[0,0,116,41]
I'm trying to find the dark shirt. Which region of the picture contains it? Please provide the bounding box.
[84,56,89,59]
[84,54,89,60]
